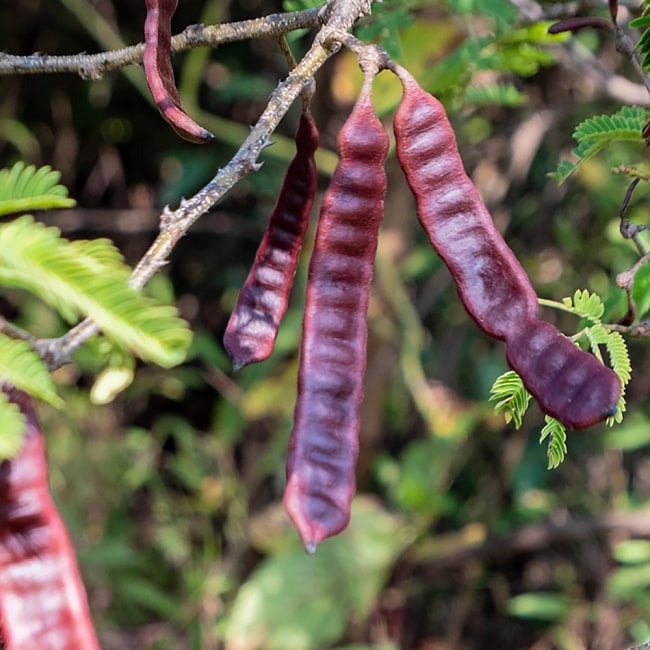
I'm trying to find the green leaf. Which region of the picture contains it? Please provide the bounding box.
[118,576,182,621]
[0,394,27,461]
[225,498,411,650]
[0,216,192,367]
[550,106,648,184]
[564,289,605,321]
[604,329,632,425]
[508,592,571,621]
[453,0,518,30]
[90,365,135,405]
[584,324,609,351]
[631,16,650,30]
[464,82,527,107]
[607,562,650,599]
[539,416,567,469]
[633,3,650,70]
[355,2,413,59]
[606,330,632,386]
[489,370,531,429]
[0,334,62,407]
[0,162,75,216]
[604,413,650,451]
[613,540,650,565]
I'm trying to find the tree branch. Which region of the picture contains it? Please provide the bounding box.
[0,5,329,78]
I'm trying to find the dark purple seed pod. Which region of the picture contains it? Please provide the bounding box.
[284,75,389,552]
[505,320,621,429]
[393,66,538,341]
[224,112,319,369]
[143,0,213,143]
[392,66,620,429]
[547,16,613,34]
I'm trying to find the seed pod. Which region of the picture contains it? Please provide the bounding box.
[0,389,100,649]
[284,75,389,552]
[393,66,538,341]
[547,16,613,34]
[506,320,621,429]
[143,0,213,143]
[393,66,620,429]
[224,112,319,369]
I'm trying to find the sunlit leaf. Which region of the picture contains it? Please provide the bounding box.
[0,216,192,367]
[0,162,75,216]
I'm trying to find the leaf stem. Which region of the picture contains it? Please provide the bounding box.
[537,297,600,323]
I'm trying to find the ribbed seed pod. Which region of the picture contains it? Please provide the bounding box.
[393,65,621,430]
[393,66,538,341]
[224,112,319,369]
[0,389,99,649]
[284,74,389,552]
[506,320,620,429]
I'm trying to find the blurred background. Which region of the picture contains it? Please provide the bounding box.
[1,0,650,648]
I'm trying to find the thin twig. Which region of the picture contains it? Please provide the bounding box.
[0,6,329,79]
[607,318,650,337]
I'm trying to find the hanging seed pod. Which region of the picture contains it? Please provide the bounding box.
[143,0,213,143]
[0,388,99,649]
[224,111,319,369]
[284,73,389,552]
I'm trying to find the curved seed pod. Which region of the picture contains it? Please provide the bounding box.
[224,112,319,369]
[143,0,213,143]
[547,16,613,34]
[506,320,621,429]
[0,389,100,649]
[393,67,620,429]
[393,66,538,341]
[284,75,389,552]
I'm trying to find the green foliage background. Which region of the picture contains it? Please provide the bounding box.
[1,0,650,648]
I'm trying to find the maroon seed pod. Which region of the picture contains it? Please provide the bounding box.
[284,75,389,552]
[0,389,100,650]
[224,112,319,369]
[392,67,620,429]
[393,66,538,341]
[505,320,621,429]
[143,0,213,143]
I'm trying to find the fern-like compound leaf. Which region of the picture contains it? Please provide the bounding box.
[563,289,605,321]
[550,106,648,184]
[584,323,609,350]
[489,370,531,429]
[0,335,62,407]
[0,216,192,368]
[573,107,649,141]
[607,330,632,385]
[0,162,76,216]
[605,330,632,425]
[540,416,567,469]
[464,83,527,107]
[492,288,632,468]
[632,2,650,70]
[581,324,631,425]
